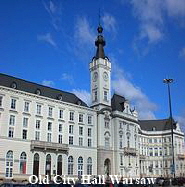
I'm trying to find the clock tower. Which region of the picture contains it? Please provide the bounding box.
[89,25,111,109]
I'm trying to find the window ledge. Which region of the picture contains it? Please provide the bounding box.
[58,119,65,122]
[47,117,54,120]
[0,107,4,111]
[9,109,18,114]
[22,112,31,116]
[69,121,75,124]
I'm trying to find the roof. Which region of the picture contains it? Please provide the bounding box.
[111,94,126,112]
[139,118,176,131]
[0,73,88,107]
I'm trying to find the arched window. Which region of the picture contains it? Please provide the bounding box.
[57,155,62,175]
[20,152,27,174]
[33,153,39,176]
[45,154,51,176]
[68,156,73,175]
[104,158,111,175]
[5,151,13,178]
[78,156,83,176]
[87,157,92,175]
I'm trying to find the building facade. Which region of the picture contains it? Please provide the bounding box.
[0,25,184,182]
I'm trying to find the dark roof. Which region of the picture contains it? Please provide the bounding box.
[139,118,176,131]
[0,73,88,107]
[111,94,126,112]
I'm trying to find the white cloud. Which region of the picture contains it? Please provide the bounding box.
[43,1,62,30]
[130,0,164,44]
[37,33,57,48]
[72,89,91,106]
[74,17,95,46]
[112,62,157,119]
[130,0,185,45]
[42,80,55,87]
[73,16,95,61]
[165,0,185,17]
[102,13,117,34]
[61,73,74,84]
[140,24,163,43]
[179,47,185,59]
[176,115,185,134]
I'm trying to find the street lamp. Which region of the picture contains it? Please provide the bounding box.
[163,78,175,178]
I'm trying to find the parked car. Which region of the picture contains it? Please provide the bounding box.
[155,177,164,186]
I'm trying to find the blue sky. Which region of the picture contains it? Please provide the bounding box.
[1,0,185,130]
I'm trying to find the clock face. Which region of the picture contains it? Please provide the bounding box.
[93,72,98,82]
[103,72,108,81]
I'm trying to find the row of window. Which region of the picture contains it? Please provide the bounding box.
[5,151,93,178]
[5,97,93,124]
[93,90,109,102]
[8,128,93,147]
[9,116,92,134]
[6,151,26,177]
[140,137,173,144]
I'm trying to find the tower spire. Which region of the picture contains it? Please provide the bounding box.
[95,24,106,59]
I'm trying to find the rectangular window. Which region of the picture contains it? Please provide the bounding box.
[36,120,40,129]
[120,136,123,148]
[149,148,153,156]
[47,133,52,142]
[48,107,53,117]
[36,104,41,115]
[79,137,83,146]
[59,109,63,119]
[8,127,14,138]
[59,124,62,133]
[164,147,167,156]
[58,134,62,144]
[88,128,92,137]
[22,129,27,140]
[104,91,108,101]
[69,111,74,121]
[69,136,73,145]
[11,99,16,109]
[9,115,15,126]
[88,116,92,125]
[154,139,157,143]
[94,91,97,101]
[48,122,52,131]
[0,96,3,107]
[69,125,73,134]
[79,126,83,136]
[119,122,123,129]
[120,155,123,165]
[154,148,158,156]
[79,114,83,123]
[159,148,163,156]
[35,131,40,141]
[105,121,109,128]
[105,138,110,149]
[88,138,92,147]
[23,117,28,128]
[24,102,29,112]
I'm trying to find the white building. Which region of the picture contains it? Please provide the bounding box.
[0,25,184,182]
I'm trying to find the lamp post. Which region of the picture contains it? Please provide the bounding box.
[163,78,175,178]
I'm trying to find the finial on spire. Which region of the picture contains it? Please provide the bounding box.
[97,25,103,33]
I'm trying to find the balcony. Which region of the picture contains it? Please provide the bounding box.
[139,154,147,160]
[123,147,137,156]
[30,140,69,154]
[177,154,185,160]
